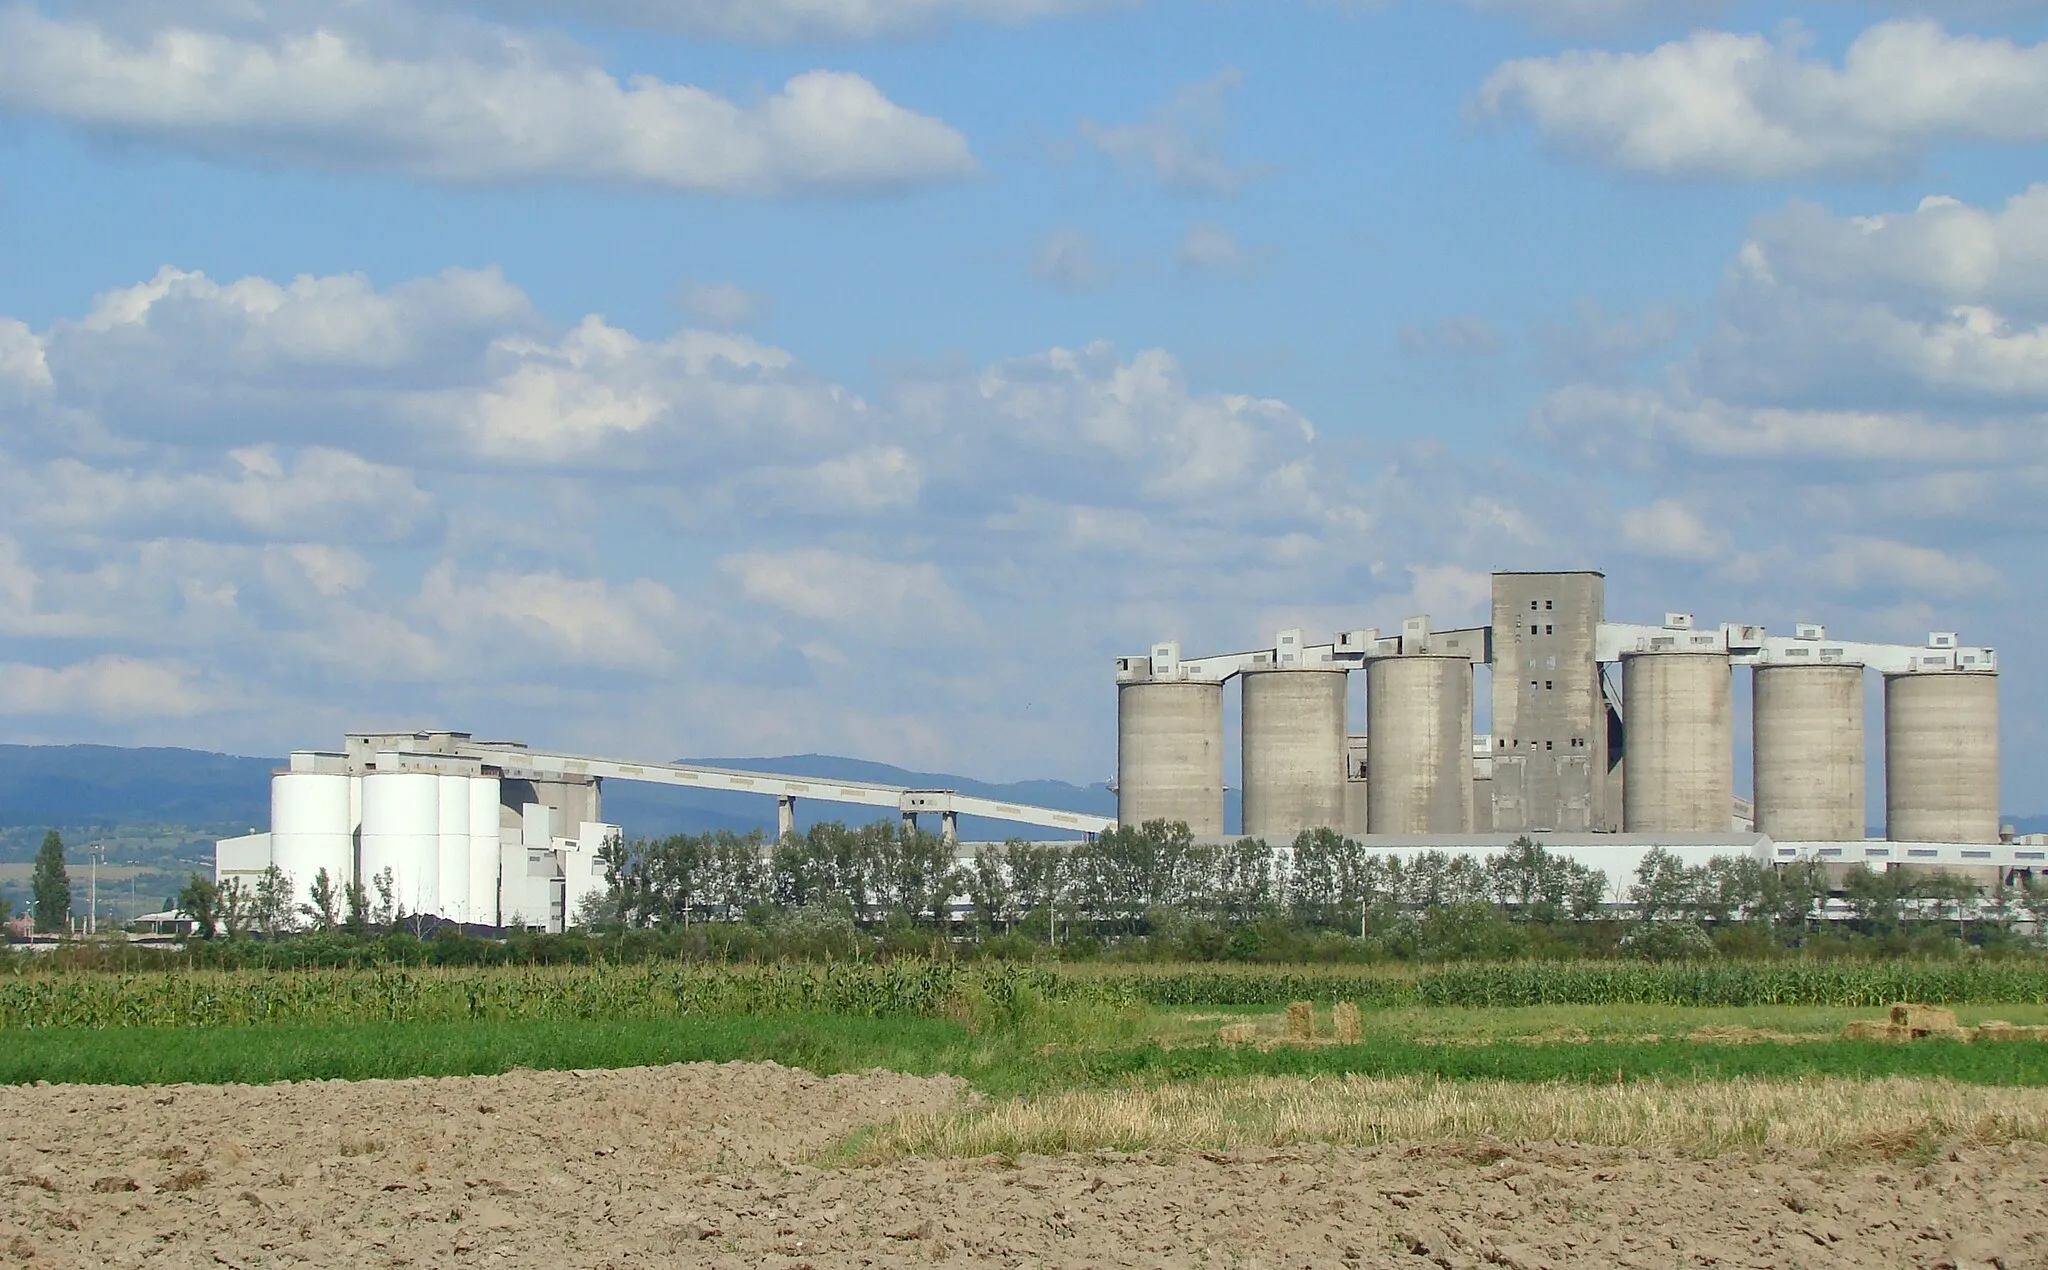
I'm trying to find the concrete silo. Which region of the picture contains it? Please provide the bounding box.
[1886,671,2000,844]
[437,773,472,924]
[1240,667,1348,840]
[467,775,503,927]
[269,771,354,910]
[360,771,441,918]
[1620,651,1733,833]
[1117,679,1226,835]
[1753,662,1866,842]
[1366,656,1474,834]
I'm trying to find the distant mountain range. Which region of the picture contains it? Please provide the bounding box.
[0,744,2033,846]
[0,744,1131,846]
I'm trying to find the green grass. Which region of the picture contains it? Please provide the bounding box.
[10,1014,2048,1092]
[1152,1001,2048,1046]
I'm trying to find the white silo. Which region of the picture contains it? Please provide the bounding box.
[437,773,472,924]
[1620,651,1733,834]
[1241,668,1348,840]
[467,776,503,927]
[270,771,353,913]
[360,771,441,918]
[1117,680,1227,835]
[1886,670,2000,844]
[1365,655,1475,835]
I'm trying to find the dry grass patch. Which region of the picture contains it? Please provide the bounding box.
[847,1075,2048,1163]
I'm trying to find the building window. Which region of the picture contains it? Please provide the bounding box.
[1545,741,1554,750]
[1545,600,1554,610]
[1530,601,1539,610]
[1545,681,1553,690]
[1545,625,1553,635]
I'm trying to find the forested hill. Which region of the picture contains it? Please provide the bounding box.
[0,745,277,830]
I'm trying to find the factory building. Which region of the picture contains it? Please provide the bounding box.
[216,732,617,933]
[1116,571,2002,857]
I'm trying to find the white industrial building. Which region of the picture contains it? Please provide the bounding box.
[217,732,1116,931]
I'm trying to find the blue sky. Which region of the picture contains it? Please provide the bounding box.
[0,0,2044,812]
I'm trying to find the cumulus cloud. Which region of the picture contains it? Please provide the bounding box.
[1079,68,1262,194]
[1619,499,1729,561]
[418,562,687,672]
[0,6,977,192]
[1700,186,2048,410]
[0,655,205,717]
[1477,21,2048,180]
[718,547,972,635]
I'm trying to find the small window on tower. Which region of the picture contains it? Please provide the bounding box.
[1531,601,1539,611]
[1545,740,1554,750]
[1545,600,1554,610]
[1545,681,1553,690]
[1546,625,1554,635]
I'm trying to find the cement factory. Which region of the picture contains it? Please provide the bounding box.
[218,570,2024,930]
[1117,571,2012,872]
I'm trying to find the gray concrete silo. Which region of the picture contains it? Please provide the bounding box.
[1885,671,2000,844]
[1620,651,1733,833]
[1117,679,1226,835]
[1240,667,1347,841]
[1752,662,1866,842]
[1366,656,1474,834]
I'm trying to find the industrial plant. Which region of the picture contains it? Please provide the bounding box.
[216,569,2023,928]
[1117,570,2015,876]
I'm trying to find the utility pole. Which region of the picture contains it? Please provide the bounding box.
[89,846,99,936]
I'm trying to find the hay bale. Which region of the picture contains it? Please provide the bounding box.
[1843,1020,1907,1042]
[1286,1001,1315,1041]
[1218,1023,1258,1045]
[1334,1002,1362,1044]
[1891,1004,1965,1040]
[1971,1021,2048,1043]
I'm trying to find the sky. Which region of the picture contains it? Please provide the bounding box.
[0,0,2044,811]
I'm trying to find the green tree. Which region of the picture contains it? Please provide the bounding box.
[220,878,250,940]
[30,830,71,934]
[176,874,221,940]
[301,868,341,932]
[343,877,371,935]
[252,865,295,937]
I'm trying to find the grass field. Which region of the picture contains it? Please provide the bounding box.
[8,1008,2048,1092]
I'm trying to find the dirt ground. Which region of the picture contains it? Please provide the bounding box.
[4,1062,2046,1269]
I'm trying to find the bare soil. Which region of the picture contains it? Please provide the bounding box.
[5,1062,2046,1268]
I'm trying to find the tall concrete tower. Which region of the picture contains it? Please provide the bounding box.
[1489,572,1610,833]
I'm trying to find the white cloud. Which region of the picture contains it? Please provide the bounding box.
[0,259,1546,772]
[1810,537,2002,598]
[0,6,977,193]
[718,547,971,635]
[1619,499,1729,561]
[1535,299,1682,382]
[1700,186,2048,409]
[0,656,205,717]
[1477,21,2048,180]
[1535,383,2004,465]
[1079,68,1261,194]
[453,0,1124,41]
[1176,223,1262,275]
[678,280,769,329]
[418,562,686,671]
[1031,229,1105,291]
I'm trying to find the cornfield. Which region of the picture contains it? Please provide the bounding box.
[5,959,2046,1030]
[1086,961,2048,1009]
